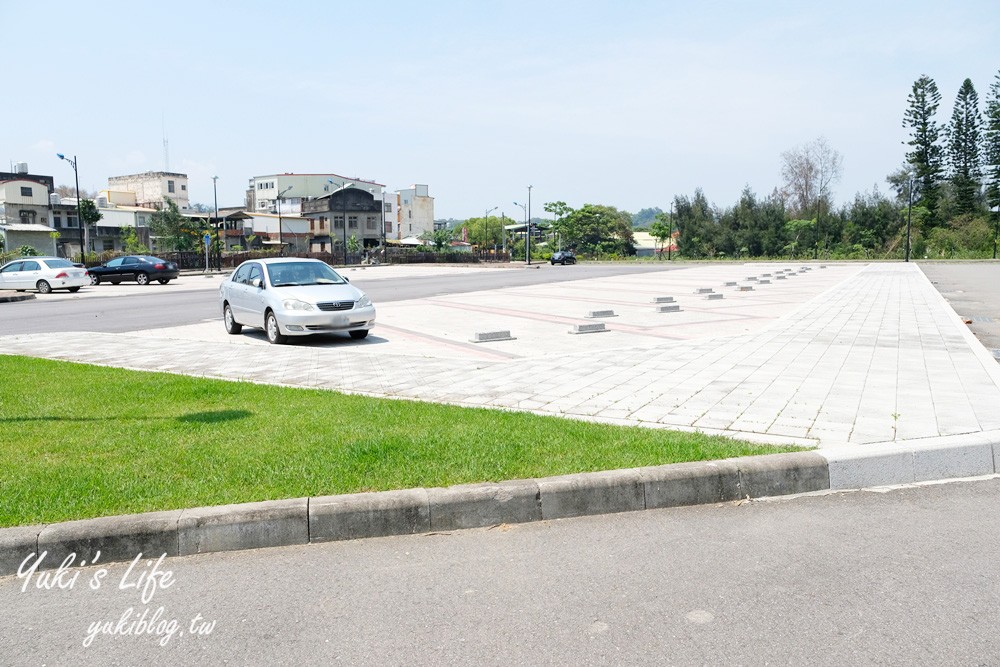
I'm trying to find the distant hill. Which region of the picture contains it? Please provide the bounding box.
[631,207,663,228]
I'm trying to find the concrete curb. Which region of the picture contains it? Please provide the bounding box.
[821,430,1000,489]
[0,291,35,303]
[0,443,994,577]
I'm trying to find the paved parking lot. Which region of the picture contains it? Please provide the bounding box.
[4,261,1000,450]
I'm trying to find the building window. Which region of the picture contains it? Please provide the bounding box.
[334,215,344,230]
[366,216,376,230]
[310,219,315,231]
[103,240,114,251]
[384,203,392,213]
[168,180,175,193]
[53,214,62,228]
[348,215,358,229]
[181,184,186,191]
[20,186,32,197]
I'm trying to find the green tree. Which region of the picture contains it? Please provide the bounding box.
[783,219,815,257]
[460,216,505,247]
[120,227,148,254]
[347,234,361,253]
[947,78,984,215]
[543,201,573,222]
[558,204,635,256]
[841,188,903,255]
[419,228,454,250]
[649,212,673,258]
[79,199,103,227]
[672,189,717,257]
[903,75,946,223]
[149,198,191,251]
[18,245,39,256]
[631,207,663,228]
[983,70,1000,253]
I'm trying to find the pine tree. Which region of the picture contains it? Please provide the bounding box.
[903,75,945,222]
[947,78,984,215]
[985,70,1000,257]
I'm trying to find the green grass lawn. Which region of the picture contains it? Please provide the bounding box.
[0,355,802,527]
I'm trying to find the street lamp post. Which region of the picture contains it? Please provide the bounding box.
[501,212,506,254]
[276,185,293,255]
[994,201,999,260]
[906,172,914,263]
[527,185,533,265]
[513,201,527,262]
[212,176,219,270]
[484,206,498,260]
[381,190,388,260]
[668,201,673,261]
[56,153,84,264]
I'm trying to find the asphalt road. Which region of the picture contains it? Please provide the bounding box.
[0,262,684,336]
[3,478,1000,665]
[920,261,1000,357]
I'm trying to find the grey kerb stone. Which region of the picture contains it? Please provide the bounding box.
[571,322,609,334]
[470,330,515,343]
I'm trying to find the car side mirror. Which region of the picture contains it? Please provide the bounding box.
[251,278,263,289]
[344,276,350,283]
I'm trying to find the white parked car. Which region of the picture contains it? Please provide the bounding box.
[219,258,376,344]
[0,257,89,293]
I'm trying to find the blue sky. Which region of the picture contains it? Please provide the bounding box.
[4,0,997,219]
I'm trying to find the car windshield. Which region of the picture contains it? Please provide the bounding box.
[268,262,347,287]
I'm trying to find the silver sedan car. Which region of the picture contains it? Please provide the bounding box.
[0,256,89,293]
[219,258,376,344]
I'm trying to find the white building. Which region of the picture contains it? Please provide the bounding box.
[246,173,385,215]
[0,169,57,256]
[394,184,434,239]
[107,171,190,211]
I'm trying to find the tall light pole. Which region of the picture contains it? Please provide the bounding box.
[906,171,914,263]
[56,153,84,263]
[513,201,527,263]
[994,201,998,260]
[212,176,219,269]
[501,212,506,254]
[527,185,533,265]
[370,186,389,260]
[276,185,293,255]
[668,200,674,261]
[485,206,498,260]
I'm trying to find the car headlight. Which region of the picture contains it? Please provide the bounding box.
[282,299,314,311]
[357,294,372,308]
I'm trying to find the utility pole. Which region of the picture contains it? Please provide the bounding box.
[526,185,533,265]
[668,201,673,261]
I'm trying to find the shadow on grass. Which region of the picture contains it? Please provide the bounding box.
[176,410,253,424]
[2,410,253,424]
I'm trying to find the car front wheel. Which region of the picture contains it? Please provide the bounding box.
[136,272,150,285]
[265,311,287,344]
[224,304,242,334]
